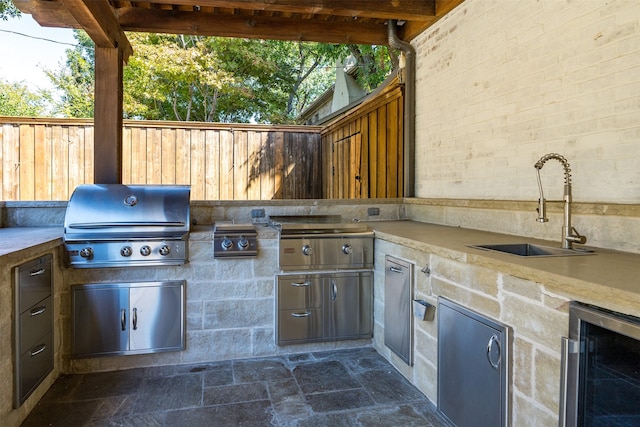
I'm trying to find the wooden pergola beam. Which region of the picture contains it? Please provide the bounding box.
[115,7,391,45]
[60,0,132,60]
[144,0,437,21]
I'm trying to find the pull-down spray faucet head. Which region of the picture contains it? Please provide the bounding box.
[534,153,586,249]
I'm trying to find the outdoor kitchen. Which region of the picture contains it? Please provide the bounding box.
[1,1,640,426]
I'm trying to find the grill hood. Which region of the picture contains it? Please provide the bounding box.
[64,184,191,240]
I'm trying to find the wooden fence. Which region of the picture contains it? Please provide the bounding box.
[0,118,322,201]
[321,76,404,199]
[0,79,404,201]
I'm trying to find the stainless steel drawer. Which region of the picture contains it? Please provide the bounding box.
[20,296,53,355]
[278,308,323,342]
[277,275,323,309]
[18,331,53,406]
[17,254,52,313]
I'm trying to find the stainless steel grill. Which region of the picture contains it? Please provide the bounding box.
[64,184,191,268]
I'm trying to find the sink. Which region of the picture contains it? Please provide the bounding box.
[469,243,595,257]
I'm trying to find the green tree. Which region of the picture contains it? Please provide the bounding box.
[0,0,20,20]
[47,31,394,123]
[0,79,51,116]
[45,30,95,118]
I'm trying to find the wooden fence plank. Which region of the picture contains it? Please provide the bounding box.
[19,125,35,200]
[234,130,249,200]
[34,124,51,200]
[130,127,145,184]
[122,126,132,184]
[3,125,20,200]
[273,131,284,199]
[175,128,191,185]
[204,129,220,200]
[190,129,206,200]
[386,99,398,198]
[51,125,67,199]
[246,131,260,199]
[260,132,274,200]
[219,129,234,199]
[83,126,94,185]
[161,128,175,184]
[376,105,387,198]
[147,127,162,185]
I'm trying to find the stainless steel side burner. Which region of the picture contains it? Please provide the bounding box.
[213,222,258,258]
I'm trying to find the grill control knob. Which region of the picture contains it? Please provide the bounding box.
[221,237,233,250]
[342,244,353,255]
[80,247,93,259]
[140,245,152,256]
[238,236,249,250]
[302,245,313,256]
[159,245,171,256]
[120,246,133,257]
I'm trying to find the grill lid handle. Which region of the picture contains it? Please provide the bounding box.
[68,221,186,229]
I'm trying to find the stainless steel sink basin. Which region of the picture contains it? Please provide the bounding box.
[469,243,595,257]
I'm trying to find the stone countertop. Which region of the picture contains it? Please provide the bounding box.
[3,222,639,317]
[0,227,63,258]
[369,220,640,317]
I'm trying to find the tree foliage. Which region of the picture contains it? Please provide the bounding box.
[0,0,20,20]
[45,31,95,118]
[0,79,51,116]
[47,30,395,123]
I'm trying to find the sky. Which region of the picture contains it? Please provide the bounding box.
[0,14,76,92]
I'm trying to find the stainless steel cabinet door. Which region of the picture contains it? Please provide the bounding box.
[438,297,510,427]
[129,283,183,352]
[384,256,413,365]
[325,272,373,339]
[73,285,129,356]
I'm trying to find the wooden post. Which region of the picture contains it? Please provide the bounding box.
[94,47,123,184]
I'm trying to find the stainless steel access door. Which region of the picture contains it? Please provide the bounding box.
[384,256,414,365]
[438,297,510,427]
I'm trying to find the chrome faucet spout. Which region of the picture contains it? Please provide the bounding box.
[534,153,586,249]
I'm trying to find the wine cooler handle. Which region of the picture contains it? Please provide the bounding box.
[486,334,501,369]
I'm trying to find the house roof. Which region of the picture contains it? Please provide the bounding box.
[14,0,465,57]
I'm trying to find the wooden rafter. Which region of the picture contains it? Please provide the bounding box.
[14,0,465,46]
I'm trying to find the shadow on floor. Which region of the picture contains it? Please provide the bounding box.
[22,347,453,426]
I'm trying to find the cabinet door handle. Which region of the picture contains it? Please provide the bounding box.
[29,268,46,276]
[291,282,311,287]
[132,308,138,330]
[486,334,502,369]
[389,266,403,274]
[331,279,337,301]
[30,306,47,317]
[30,344,46,357]
[121,308,127,331]
[291,311,311,318]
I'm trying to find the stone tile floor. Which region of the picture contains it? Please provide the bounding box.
[22,347,453,426]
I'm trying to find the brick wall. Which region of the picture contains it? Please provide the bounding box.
[413,0,640,204]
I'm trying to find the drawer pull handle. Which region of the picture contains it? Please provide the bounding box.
[30,344,46,357]
[30,306,46,317]
[121,309,127,331]
[132,308,138,330]
[291,282,311,287]
[291,311,311,318]
[30,268,46,276]
[389,266,403,274]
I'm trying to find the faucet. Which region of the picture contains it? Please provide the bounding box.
[534,153,587,249]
